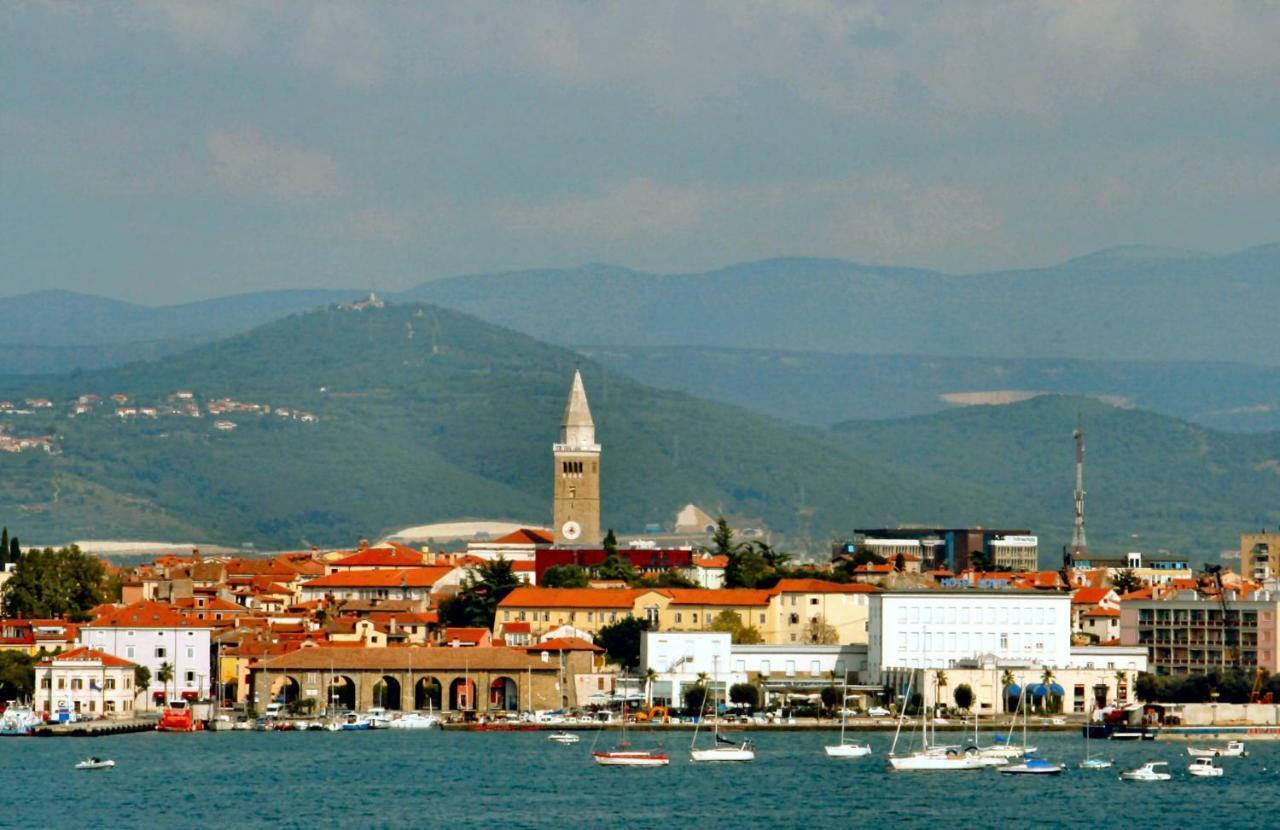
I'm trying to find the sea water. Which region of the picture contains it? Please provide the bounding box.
[0,730,1273,829]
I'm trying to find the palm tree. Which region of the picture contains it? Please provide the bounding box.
[1041,667,1058,714]
[643,668,658,708]
[157,661,174,703]
[1114,669,1128,704]
[934,670,948,715]
[1001,669,1017,714]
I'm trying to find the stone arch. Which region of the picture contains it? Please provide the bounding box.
[328,675,357,711]
[416,676,443,711]
[449,677,476,711]
[373,675,403,710]
[489,676,518,711]
[271,675,302,705]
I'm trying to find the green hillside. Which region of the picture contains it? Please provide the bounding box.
[833,396,1280,557]
[0,303,992,550]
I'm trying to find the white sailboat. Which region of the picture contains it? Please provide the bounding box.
[824,675,871,758]
[690,660,755,763]
[1079,702,1112,770]
[888,670,985,771]
[593,699,669,767]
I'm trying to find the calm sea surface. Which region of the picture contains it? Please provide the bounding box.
[0,729,1274,829]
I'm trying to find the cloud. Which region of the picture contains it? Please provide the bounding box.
[495,178,711,240]
[207,131,341,200]
[344,207,411,244]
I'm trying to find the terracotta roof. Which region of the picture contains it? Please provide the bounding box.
[259,645,558,672]
[302,566,455,589]
[38,646,136,668]
[86,601,209,629]
[501,621,531,633]
[692,555,729,568]
[769,579,880,595]
[492,528,555,545]
[661,588,773,607]
[1072,587,1115,605]
[1083,607,1121,618]
[330,547,427,569]
[499,587,648,609]
[526,637,603,653]
[366,611,438,626]
[443,628,490,644]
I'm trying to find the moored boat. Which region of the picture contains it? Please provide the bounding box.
[1188,757,1224,778]
[388,712,441,730]
[74,757,115,771]
[548,730,580,744]
[0,705,41,736]
[1120,761,1171,781]
[1187,740,1247,758]
[592,749,670,767]
[999,757,1064,776]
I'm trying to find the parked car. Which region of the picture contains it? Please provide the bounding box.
[866,706,891,717]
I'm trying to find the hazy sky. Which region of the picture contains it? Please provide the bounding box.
[4,2,1279,303]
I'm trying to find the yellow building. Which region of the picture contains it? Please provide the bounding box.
[1242,531,1280,582]
[764,579,878,645]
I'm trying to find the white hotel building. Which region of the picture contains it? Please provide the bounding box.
[78,601,213,708]
[868,589,1145,714]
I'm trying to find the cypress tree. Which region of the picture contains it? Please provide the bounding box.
[0,528,7,566]
[9,537,18,563]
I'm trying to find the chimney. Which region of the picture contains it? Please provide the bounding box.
[358,538,369,551]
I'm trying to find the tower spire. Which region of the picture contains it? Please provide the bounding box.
[1070,416,1088,560]
[560,369,596,449]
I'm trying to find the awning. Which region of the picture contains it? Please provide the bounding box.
[1026,683,1047,698]
[1004,683,1021,697]
[1048,683,1065,696]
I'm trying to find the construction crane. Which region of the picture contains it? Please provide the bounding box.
[1201,565,1238,669]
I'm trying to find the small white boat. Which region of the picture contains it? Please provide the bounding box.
[75,757,115,771]
[1078,757,1113,771]
[999,757,1064,776]
[691,738,757,763]
[1187,740,1247,758]
[1120,761,1171,781]
[889,748,988,771]
[1188,757,1224,778]
[548,731,580,744]
[824,741,871,758]
[592,749,669,767]
[388,713,441,730]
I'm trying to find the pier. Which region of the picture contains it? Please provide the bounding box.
[33,718,156,737]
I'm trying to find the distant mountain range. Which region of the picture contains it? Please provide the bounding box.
[0,303,1276,558]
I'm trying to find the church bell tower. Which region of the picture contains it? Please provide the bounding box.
[552,370,601,545]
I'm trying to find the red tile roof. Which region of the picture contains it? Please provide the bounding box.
[1083,607,1121,618]
[86,601,209,629]
[38,646,136,668]
[501,621,531,633]
[526,637,603,653]
[499,587,648,609]
[443,627,490,645]
[692,555,729,568]
[661,588,773,607]
[330,547,427,569]
[769,578,880,595]
[302,566,455,589]
[492,528,555,545]
[1072,587,1115,605]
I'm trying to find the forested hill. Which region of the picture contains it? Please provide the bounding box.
[832,395,1280,556]
[0,303,986,550]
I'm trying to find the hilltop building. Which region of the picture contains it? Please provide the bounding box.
[1241,530,1280,583]
[839,527,1033,572]
[552,370,601,545]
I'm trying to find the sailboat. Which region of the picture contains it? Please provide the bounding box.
[888,670,985,771]
[690,661,755,762]
[824,675,871,758]
[592,699,669,767]
[1079,701,1112,770]
[999,694,1063,775]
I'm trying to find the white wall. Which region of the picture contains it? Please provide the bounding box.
[79,626,212,707]
[868,591,1071,680]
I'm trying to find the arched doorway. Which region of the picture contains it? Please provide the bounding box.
[328,675,357,712]
[271,675,301,706]
[415,676,443,711]
[449,677,476,711]
[490,676,518,711]
[373,675,402,710]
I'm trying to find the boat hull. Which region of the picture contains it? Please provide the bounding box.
[690,747,755,762]
[824,744,871,758]
[592,752,669,767]
[889,754,986,771]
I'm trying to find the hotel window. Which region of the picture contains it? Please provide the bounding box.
[155,647,166,659]
[1000,634,1008,650]
[185,671,195,683]
[517,611,526,621]
[126,647,135,659]
[809,597,819,606]
[758,614,765,624]
[675,613,683,623]
[691,614,698,624]
[960,607,970,624]
[40,678,50,689]
[105,679,116,690]
[186,647,194,659]
[58,679,65,689]
[106,701,116,713]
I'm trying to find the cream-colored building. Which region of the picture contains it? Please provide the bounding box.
[1242,531,1280,583]
[35,647,139,719]
[766,579,878,645]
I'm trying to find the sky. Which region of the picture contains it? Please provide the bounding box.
[3,1,1279,304]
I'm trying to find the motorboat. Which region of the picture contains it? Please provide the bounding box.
[365,708,392,729]
[999,757,1064,776]
[1188,757,1224,778]
[75,757,115,771]
[341,713,371,731]
[388,712,441,730]
[1120,762,1171,781]
[1078,757,1113,771]
[1187,740,1247,758]
[548,730,580,744]
[1109,728,1156,741]
[0,705,41,736]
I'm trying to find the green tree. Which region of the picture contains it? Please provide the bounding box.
[709,517,740,557]
[596,616,649,669]
[134,664,152,700]
[8,537,16,564]
[157,661,174,702]
[729,682,759,710]
[1,545,107,621]
[642,667,659,706]
[0,651,35,701]
[968,549,992,572]
[709,609,764,644]
[953,683,974,711]
[805,615,839,645]
[641,570,698,589]
[1111,569,1142,595]
[0,527,8,567]
[820,685,841,712]
[1040,667,1060,713]
[1001,669,1018,712]
[594,551,639,583]
[603,528,619,557]
[541,565,589,588]
[1134,671,1158,702]
[725,544,770,589]
[439,558,522,628]
[749,541,792,571]
[683,684,709,715]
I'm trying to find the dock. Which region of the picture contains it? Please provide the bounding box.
[34,718,156,737]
